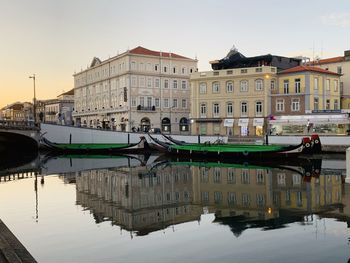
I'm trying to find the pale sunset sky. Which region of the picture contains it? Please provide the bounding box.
[1,0,350,108]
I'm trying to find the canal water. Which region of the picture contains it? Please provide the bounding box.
[0,153,349,263]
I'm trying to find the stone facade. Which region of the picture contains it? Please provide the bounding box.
[73,46,197,133]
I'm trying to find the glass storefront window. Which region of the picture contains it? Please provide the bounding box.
[270,124,347,135]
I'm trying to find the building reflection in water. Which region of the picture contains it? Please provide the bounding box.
[59,157,346,238]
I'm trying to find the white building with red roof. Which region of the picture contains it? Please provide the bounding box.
[73,46,197,132]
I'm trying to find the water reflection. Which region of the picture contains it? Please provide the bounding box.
[0,152,348,238]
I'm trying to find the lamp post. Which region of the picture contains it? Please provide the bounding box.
[29,74,36,124]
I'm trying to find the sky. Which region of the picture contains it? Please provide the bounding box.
[1,0,350,108]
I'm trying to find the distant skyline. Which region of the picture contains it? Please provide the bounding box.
[1,0,350,108]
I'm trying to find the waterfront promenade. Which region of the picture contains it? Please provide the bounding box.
[0,220,37,263]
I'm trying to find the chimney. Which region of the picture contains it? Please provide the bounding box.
[344,50,350,60]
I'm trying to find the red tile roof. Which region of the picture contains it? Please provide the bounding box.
[311,56,343,65]
[129,46,193,60]
[278,65,341,76]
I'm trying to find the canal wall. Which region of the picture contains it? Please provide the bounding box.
[41,123,228,145]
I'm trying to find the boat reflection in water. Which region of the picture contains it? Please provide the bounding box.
[52,154,343,237]
[0,153,346,238]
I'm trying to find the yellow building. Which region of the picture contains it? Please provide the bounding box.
[190,67,277,137]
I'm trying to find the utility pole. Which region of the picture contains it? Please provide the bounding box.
[29,74,37,124]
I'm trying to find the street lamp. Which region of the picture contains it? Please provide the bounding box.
[29,74,36,124]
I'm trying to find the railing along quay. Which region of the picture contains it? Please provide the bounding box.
[0,120,39,131]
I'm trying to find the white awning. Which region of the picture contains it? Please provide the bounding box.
[238,118,249,126]
[224,119,234,127]
[253,118,264,126]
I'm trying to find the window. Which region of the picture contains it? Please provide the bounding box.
[212,82,220,93]
[172,99,178,108]
[200,103,207,117]
[295,78,301,93]
[155,79,160,88]
[155,98,160,107]
[326,79,330,91]
[154,64,159,71]
[314,97,319,110]
[241,169,250,184]
[131,76,137,87]
[131,97,136,107]
[164,79,169,88]
[199,83,207,94]
[164,98,169,108]
[181,67,186,74]
[271,80,275,90]
[182,80,187,89]
[173,80,178,89]
[255,101,263,115]
[173,67,177,74]
[147,97,152,107]
[334,99,339,110]
[181,99,187,108]
[255,79,263,91]
[276,99,284,112]
[241,102,248,116]
[226,81,233,93]
[256,170,264,184]
[227,168,236,184]
[291,98,300,111]
[131,61,136,70]
[314,78,318,90]
[241,69,248,74]
[147,78,152,88]
[213,103,220,117]
[140,77,145,87]
[139,97,145,107]
[163,66,167,73]
[240,80,248,92]
[337,66,342,74]
[326,99,330,110]
[334,80,339,92]
[283,80,289,94]
[227,102,233,117]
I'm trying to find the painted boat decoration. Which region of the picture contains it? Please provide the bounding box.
[148,133,315,158]
[40,136,149,153]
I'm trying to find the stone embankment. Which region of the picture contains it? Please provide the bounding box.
[0,219,37,263]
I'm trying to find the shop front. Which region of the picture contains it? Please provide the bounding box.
[238,118,249,136]
[253,118,264,136]
[269,114,350,135]
[224,119,234,136]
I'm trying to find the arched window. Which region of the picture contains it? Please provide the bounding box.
[161,117,171,132]
[179,117,189,132]
[140,117,151,132]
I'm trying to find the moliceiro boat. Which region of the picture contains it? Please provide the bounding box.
[148,134,318,158]
[41,136,149,154]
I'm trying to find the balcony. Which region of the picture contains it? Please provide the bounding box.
[136,105,156,112]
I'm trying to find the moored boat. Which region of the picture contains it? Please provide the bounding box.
[148,133,314,158]
[41,136,149,154]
